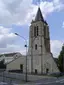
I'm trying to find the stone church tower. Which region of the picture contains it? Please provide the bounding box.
[28,7,59,74]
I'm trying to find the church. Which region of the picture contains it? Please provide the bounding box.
[7,7,59,74]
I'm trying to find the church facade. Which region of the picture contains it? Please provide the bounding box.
[7,8,59,74]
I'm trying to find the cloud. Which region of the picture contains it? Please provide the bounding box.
[39,0,64,18]
[50,40,63,58]
[62,22,64,28]
[0,0,64,26]
[0,0,33,26]
[0,25,27,54]
[0,26,16,48]
[0,44,19,53]
[0,26,17,51]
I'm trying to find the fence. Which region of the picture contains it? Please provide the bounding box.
[0,70,25,84]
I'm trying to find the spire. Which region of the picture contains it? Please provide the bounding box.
[35,7,44,22]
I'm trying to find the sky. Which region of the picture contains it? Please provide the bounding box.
[0,0,64,58]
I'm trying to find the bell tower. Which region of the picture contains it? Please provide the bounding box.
[28,7,59,74]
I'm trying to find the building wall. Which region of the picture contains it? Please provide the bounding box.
[7,56,31,73]
[42,53,59,73]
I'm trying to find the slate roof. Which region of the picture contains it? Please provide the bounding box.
[44,21,48,25]
[0,52,19,57]
[35,7,44,22]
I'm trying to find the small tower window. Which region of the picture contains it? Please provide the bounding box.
[35,44,37,50]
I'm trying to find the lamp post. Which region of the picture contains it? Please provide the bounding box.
[15,33,28,82]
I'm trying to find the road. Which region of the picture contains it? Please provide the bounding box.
[0,71,64,85]
[33,76,64,85]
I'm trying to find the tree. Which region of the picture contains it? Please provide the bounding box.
[0,59,6,69]
[58,44,64,72]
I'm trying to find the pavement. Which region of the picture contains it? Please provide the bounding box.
[0,77,64,85]
[0,72,64,85]
[19,76,64,85]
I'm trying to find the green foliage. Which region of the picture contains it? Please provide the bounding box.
[58,44,64,72]
[0,59,6,69]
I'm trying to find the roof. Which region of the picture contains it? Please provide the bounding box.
[35,7,44,22]
[6,55,26,65]
[0,52,20,57]
[44,21,48,25]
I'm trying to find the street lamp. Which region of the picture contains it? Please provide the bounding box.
[15,33,28,82]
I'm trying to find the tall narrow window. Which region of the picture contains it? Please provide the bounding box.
[44,26,46,37]
[34,26,39,37]
[34,26,36,37]
[37,26,38,36]
[35,44,37,50]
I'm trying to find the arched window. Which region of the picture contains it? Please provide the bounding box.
[34,26,39,37]
[34,26,36,37]
[37,26,38,36]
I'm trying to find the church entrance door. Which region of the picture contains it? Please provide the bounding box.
[46,68,49,74]
[35,69,37,74]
